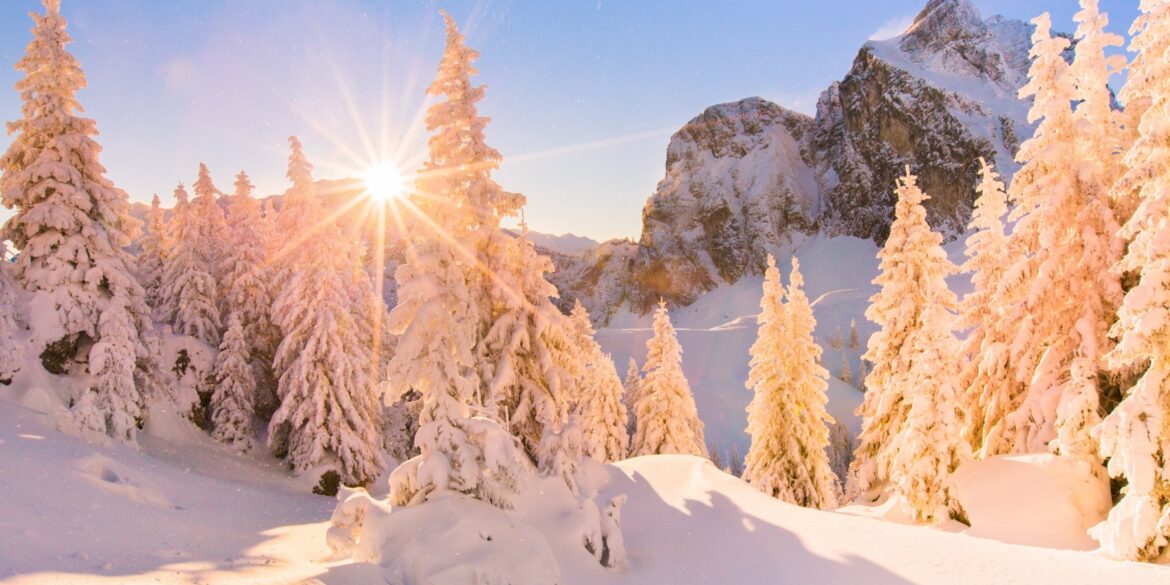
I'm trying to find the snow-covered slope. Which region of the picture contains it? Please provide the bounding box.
[7,398,1166,585]
[596,233,974,462]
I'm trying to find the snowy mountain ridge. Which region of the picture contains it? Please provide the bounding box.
[551,0,1046,320]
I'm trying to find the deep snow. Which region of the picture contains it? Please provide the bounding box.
[4,395,1168,585]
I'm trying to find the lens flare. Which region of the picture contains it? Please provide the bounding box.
[363,163,406,202]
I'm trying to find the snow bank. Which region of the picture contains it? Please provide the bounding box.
[952,454,1111,550]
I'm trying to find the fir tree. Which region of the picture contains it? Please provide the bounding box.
[267,145,385,487]
[386,12,529,509]
[138,194,169,312]
[957,159,1014,454]
[631,300,706,457]
[623,357,641,441]
[838,353,853,386]
[210,314,254,452]
[1091,0,1170,561]
[997,14,1122,471]
[742,256,839,509]
[849,169,967,518]
[220,170,279,401]
[159,182,221,346]
[0,263,24,383]
[569,301,629,463]
[0,0,150,439]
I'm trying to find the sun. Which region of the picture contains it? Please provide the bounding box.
[363,163,407,202]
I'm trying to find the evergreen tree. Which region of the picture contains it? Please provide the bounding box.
[481,227,582,489]
[210,314,254,452]
[742,256,839,509]
[631,300,706,457]
[1070,0,1128,221]
[191,162,228,280]
[0,0,150,439]
[997,14,1122,470]
[220,170,279,398]
[0,263,24,383]
[848,318,860,350]
[838,353,853,386]
[158,182,221,346]
[1091,0,1170,561]
[623,357,641,441]
[849,169,966,515]
[957,159,1014,454]
[138,194,169,312]
[569,301,629,463]
[266,144,385,486]
[385,12,529,509]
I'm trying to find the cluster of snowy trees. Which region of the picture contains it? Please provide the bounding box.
[846,0,1170,561]
[0,1,709,517]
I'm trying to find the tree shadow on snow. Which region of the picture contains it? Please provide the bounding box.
[597,463,916,585]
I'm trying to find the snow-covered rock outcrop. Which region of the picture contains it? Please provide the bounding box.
[558,0,1051,318]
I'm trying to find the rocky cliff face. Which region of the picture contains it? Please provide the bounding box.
[556,0,1047,321]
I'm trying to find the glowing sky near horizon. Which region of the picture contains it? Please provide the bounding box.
[0,1,1138,242]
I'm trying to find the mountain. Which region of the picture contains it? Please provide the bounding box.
[556,0,1049,319]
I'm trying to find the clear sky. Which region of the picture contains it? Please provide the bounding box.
[0,1,1139,242]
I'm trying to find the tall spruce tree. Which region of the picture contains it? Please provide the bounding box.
[138,194,169,313]
[0,0,151,440]
[849,169,967,517]
[996,14,1122,471]
[569,301,629,464]
[958,159,1013,454]
[631,300,706,457]
[159,180,221,346]
[385,12,529,509]
[266,142,385,486]
[1091,0,1170,561]
[742,256,839,509]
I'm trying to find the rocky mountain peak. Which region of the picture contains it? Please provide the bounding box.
[896,0,1024,89]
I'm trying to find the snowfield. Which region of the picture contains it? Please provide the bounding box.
[2,397,1168,585]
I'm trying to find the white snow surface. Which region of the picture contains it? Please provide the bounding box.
[3,396,1169,584]
[598,234,973,458]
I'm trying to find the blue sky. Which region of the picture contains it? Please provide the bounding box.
[0,1,1139,242]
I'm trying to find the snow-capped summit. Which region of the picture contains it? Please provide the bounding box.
[897,0,1028,89]
[551,0,1047,319]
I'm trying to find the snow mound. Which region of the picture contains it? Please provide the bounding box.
[952,454,1111,550]
[75,453,174,508]
[339,492,561,585]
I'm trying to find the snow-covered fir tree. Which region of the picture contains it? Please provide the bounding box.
[957,158,1014,454]
[850,169,968,518]
[623,357,641,440]
[631,300,706,457]
[71,299,143,442]
[742,255,838,509]
[0,263,24,383]
[996,14,1122,471]
[385,12,530,509]
[838,353,853,386]
[137,194,169,312]
[158,182,222,346]
[1090,0,1170,561]
[1070,0,1127,220]
[848,318,859,350]
[481,226,582,490]
[0,0,151,440]
[219,170,279,401]
[568,301,628,463]
[210,314,254,452]
[267,145,385,487]
[191,162,228,281]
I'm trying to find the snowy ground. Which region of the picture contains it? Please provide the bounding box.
[3,396,1168,584]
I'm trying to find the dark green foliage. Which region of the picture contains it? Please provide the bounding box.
[312,470,341,496]
[39,334,78,375]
